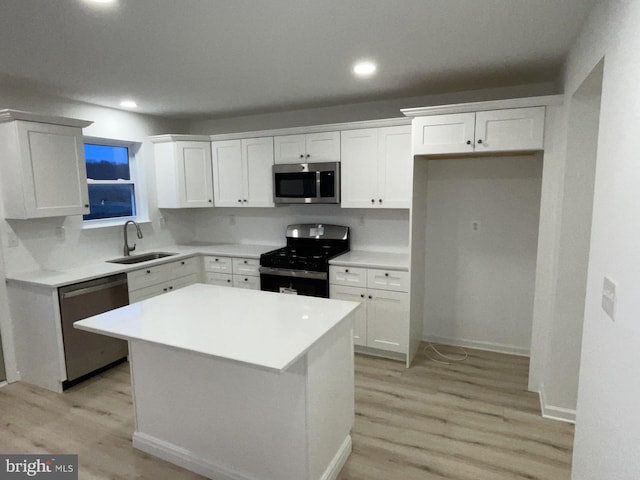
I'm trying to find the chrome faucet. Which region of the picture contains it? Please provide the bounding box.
[123,220,143,256]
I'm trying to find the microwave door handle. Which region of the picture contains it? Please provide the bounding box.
[316,170,321,198]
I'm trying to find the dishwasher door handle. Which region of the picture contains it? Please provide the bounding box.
[60,278,129,299]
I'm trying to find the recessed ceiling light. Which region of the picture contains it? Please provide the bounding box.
[120,100,137,109]
[353,61,377,78]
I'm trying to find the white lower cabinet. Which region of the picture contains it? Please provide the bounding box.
[330,266,409,356]
[204,256,260,290]
[128,257,200,303]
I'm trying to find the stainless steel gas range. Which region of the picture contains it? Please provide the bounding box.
[259,224,350,298]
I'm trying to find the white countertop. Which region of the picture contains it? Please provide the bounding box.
[74,283,360,373]
[5,244,278,288]
[330,250,409,271]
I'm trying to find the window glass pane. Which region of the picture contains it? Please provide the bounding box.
[84,144,130,180]
[83,184,135,221]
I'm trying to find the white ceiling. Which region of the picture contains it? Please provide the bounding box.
[0,0,595,120]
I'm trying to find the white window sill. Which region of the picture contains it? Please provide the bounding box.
[82,216,151,230]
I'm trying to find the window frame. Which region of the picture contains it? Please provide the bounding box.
[82,137,148,229]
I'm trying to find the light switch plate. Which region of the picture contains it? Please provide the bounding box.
[602,276,616,321]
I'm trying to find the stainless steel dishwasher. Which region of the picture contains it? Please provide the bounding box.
[58,273,129,389]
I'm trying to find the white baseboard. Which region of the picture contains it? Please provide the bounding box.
[133,431,353,480]
[0,381,7,389]
[133,432,254,480]
[538,384,576,424]
[423,335,530,357]
[320,435,352,480]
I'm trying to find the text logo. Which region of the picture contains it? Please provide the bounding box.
[0,455,77,479]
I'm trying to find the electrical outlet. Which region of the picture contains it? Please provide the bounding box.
[7,231,18,248]
[602,276,616,321]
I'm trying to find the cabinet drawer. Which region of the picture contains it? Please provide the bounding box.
[170,256,199,278]
[203,255,232,274]
[127,263,170,291]
[367,269,409,292]
[128,282,167,303]
[329,266,367,288]
[169,273,199,291]
[232,257,260,276]
[205,272,234,287]
[233,275,261,290]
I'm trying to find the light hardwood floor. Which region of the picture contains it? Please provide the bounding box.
[0,345,573,479]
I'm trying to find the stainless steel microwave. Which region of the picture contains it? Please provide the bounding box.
[273,162,340,204]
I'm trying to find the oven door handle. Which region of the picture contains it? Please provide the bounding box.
[259,267,328,280]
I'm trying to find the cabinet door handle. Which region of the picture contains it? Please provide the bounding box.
[244,278,248,282]
[306,154,310,158]
[299,154,304,159]
[368,295,372,299]
[360,294,365,298]
[345,269,349,273]
[146,270,151,274]
[163,287,168,292]
[169,286,173,290]
[379,199,382,204]
[244,260,248,264]
[466,140,472,145]
[84,204,89,208]
[214,258,219,262]
[243,199,248,203]
[208,199,212,203]
[238,199,242,203]
[385,273,389,277]
[227,279,231,283]
[477,139,483,144]
[371,199,375,204]
[181,261,185,265]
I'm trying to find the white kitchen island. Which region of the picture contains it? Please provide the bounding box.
[74,283,360,480]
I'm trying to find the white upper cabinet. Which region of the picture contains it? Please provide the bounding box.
[212,137,274,207]
[274,131,340,164]
[0,110,92,219]
[341,125,412,209]
[152,137,213,209]
[412,106,544,155]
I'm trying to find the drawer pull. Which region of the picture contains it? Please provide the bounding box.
[244,260,248,264]
[163,288,168,292]
[385,273,389,277]
[345,269,349,273]
[215,258,219,262]
[146,270,151,274]
[169,286,173,290]
[368,295,372,299]
[244,278,248,282]
[360,294,364,298]
[227,279,231,283]
[181,261,185,265]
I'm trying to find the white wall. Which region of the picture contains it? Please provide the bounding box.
[421,155,542,355]
[562,1,640,478]
[190,205,409,253]
[188,83,556,134]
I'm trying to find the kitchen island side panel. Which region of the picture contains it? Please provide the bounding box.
[129,340,309,480]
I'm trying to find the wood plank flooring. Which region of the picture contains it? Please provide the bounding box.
[0,344,573,479]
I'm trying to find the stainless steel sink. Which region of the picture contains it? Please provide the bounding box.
[107,252,177,265]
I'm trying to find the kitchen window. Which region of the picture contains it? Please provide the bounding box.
[83,140,144,226]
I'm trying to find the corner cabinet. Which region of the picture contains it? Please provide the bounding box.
[410,106,545,156]
[340,125,412,208]
[151,135,213,209]
[212,137,274,207]
[0,110,92,219]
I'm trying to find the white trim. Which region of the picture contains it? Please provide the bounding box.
[0,109,92,128]
[319,435,352,480]
[538,384,576,424]
[0,381,7,389]
[401,95,565,117]
[208,117,411,141]
[133,431,352,480]
[422,334,530,357]
[133,432,256,480]
[149,134,211,143]
[81,217,151,230]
